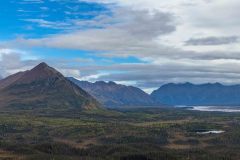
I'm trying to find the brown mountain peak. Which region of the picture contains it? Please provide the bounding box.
[15,62,62,84]
[0,63,101,111]
[34,62,49,69]
[31,62,57,74]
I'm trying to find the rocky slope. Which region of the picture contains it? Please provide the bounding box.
[68,77,157,107]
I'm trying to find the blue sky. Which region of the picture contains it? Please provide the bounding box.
[0,0,108,36]
[0,0,142,72]
[1,0,240,93]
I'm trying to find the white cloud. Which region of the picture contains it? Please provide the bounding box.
[2,0,240,90]
[0,50,34,77]
[89,0,240,52]
[22,19,71,30]
[11,8,177,60]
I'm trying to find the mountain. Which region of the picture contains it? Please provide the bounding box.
[68,77,157,107]
[0,63,101,110]
[151,82,240,106]
[0,72,27,90]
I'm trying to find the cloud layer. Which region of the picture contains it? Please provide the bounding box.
[185,36,239,46]
[1,0,240,92]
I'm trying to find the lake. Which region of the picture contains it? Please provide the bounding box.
[196,130,225,135]
[189,106,240,112]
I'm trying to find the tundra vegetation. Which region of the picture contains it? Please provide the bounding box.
[0,107,239,160]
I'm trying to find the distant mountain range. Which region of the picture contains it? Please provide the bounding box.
[0,63,101,111]
[1,63,240,109]
[68,77,157,107]
[151,82,240,106]
[68,78,240,107]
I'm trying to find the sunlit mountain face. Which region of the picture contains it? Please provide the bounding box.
[1,0,240,93]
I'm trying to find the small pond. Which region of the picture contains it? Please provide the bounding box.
[196,130,225,135]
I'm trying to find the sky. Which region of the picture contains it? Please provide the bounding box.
[1,0,240,93]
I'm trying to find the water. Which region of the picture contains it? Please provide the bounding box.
[196,130,225,135]
[189,106,240,113]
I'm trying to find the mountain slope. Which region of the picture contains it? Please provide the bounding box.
[151,82,240,106]
[0,63,101,110]
[0,71,27,90]
[68,77,156,107]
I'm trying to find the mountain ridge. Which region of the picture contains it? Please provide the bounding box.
[68,77,158,107]
[151,82,240,106]
[0,63,101,110]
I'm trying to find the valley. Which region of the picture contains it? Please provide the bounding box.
[0,63,239,160]
[0,107,239,160]
[1,0,239,159]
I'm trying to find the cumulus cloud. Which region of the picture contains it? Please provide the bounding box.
[15,8,176,49]
[0,51,35,77]
[9,8,179,63]
[2,0,240,90]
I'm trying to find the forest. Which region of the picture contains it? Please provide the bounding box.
[0,107,239,160]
